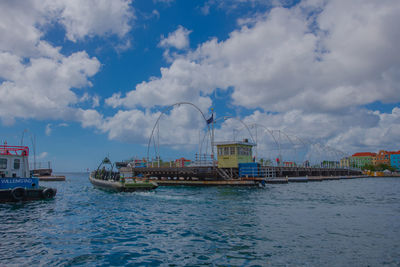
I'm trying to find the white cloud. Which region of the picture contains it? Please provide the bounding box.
[0,0,133,124]
[51,0,134,42]
[0,1,54,58]
[99,0,400,153]
[77,109,104,129]
[326,107,400,152]
[45,124,52,136]
[0,51,100,123]
[159,26,192,50]
[45,122,70,136]
[2,0,394,156]
[0,0,134,55]
[37,151,48,160]
[109,0,400,115]
[78,105,213,159]
[92,95,101,108]
[105,59,214,109]
[211,107,400,161]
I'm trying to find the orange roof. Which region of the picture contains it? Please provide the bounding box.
[352,152,376,157]
[175,157,190,162]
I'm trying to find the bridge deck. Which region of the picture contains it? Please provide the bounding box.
[120,166,362,180]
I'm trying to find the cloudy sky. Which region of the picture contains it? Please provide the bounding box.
[1,0,399,171]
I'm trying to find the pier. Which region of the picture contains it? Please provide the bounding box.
[120,165,363,186]
[128,102,366,186]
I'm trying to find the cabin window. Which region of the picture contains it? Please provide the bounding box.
[0,158,7,169]
[238,147,251,156]
[223,147,229,156]
[14,159,20,170]
[230,147,236,155]
[218,147,223,156]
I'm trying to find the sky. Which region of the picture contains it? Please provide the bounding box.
[0,0,399,171]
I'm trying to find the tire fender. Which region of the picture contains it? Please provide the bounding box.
[11,187,26,201]
[42,188,55,199]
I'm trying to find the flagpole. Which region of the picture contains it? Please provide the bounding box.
[211,108,214,167]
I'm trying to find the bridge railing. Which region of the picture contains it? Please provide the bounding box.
[190,154,216,167]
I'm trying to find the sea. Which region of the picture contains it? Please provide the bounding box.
[1,173,399,266]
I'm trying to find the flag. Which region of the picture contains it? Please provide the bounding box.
[206,114,214,124]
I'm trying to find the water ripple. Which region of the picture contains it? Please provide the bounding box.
[1,175,400,266]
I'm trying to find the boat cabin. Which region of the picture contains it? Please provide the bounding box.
[215,139,256,168]
[0,144,37,189]
[0,144,30,178]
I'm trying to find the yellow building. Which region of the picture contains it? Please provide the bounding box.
[215,140,255,168]
[340,157,350,168]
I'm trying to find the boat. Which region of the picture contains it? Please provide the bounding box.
[0,143,57,203]
[89,157,158,192]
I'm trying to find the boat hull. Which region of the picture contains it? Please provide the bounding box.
[0,186,57,203]
[89,174,158,192]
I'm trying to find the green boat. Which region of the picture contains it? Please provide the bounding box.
[89,157,157,192]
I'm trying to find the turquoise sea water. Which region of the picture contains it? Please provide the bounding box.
[1,174,400,266]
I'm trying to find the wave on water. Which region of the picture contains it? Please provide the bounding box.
[1,175,400,266]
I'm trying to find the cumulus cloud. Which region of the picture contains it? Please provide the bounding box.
[0,0,133,124]
[210,107,400,162]
[56,0,134,42]
[326,107,400,152]
[100,0,400,154]
[0,51,100,123]
[78,105,212,159]
[158,26,192,61]
[159,26,192,50]
[105,59,213,109]
[109,0,400,114]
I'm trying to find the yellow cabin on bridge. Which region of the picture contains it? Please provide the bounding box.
[215,140,256,168]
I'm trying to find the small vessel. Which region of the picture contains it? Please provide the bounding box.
[0,143,57,203]
[89,157,158,192]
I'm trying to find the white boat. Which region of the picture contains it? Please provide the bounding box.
[0,143,57,203]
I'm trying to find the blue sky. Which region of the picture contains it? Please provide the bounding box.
[0,0,399,171]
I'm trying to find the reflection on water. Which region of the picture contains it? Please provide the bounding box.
[1,174,400,266]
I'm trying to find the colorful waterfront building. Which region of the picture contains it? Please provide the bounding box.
[372,154,377,166]
[215,140,255,168]
[390,151,400,170]
[175,157,191,167]
[340,157,350,168]
[375,150,391,166]
[350,152,376,168]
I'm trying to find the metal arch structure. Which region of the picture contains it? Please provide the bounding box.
[279,134,316,164]
[246,124,302,164]
[146,102,212,164]
[213,116,256,144]
[237,124,349,167]
[246,124,280,161]
[196,116,258,162]
[267,129,306,165]
[276,130,302,163]
[233,124,301,164]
